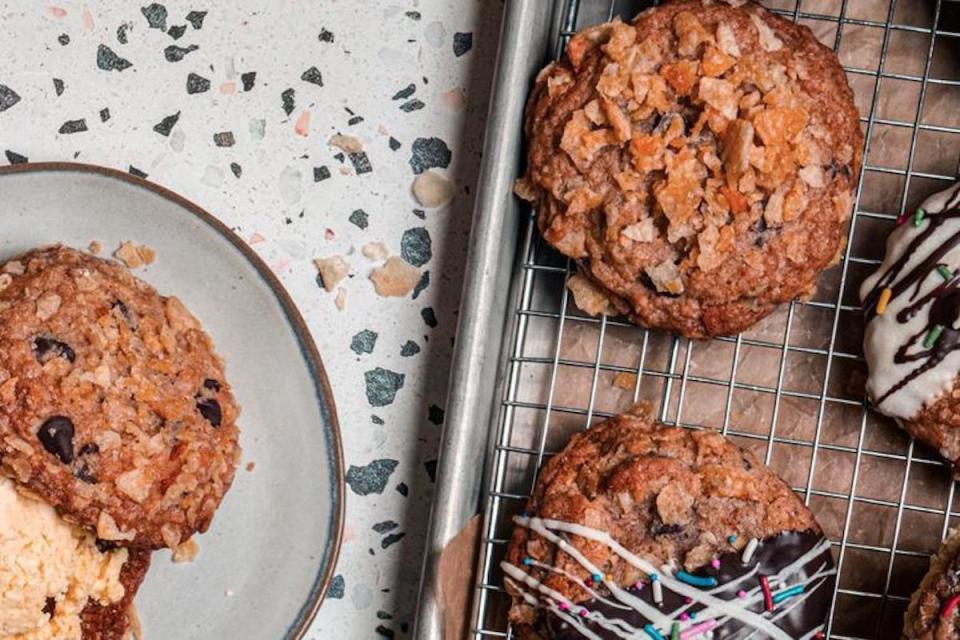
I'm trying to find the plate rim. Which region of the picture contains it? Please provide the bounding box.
[0,161,345,639]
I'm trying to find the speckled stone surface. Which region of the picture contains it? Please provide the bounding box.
[0,1,502,636]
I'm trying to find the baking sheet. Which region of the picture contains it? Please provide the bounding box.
[468,1,960,638]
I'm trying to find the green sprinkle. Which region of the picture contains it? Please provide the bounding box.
[939,266,954,281]
[914,207,927,227]
[671,622,680,640]
[924,324,944,349]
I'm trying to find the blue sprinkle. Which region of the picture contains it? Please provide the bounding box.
[522,557,533,566]
[643,624,666,640]
[727,535,738,544]
[649,573,659,582]
[772,584,805,604]
[675,571,719,588]
[592,573,603,583]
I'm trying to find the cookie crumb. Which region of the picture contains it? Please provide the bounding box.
[370,257,420,297]
[137,244,157,265]
[88,240,102,255]
[172,538,200,564]
[567,273,615,316]
[328,133,363,153]
[114,241,156,268]
[245,461,256,472]
[314,255,350,291]
[613,372,638,390]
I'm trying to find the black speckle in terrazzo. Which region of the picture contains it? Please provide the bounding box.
[364,367,405,407]
[213,131,235,147]
[152,111,180,136]
[428,404,445,425]
[377,611,393,621]
[421,307,438,328]
[164,44,198,62]
[371,414,384,425]
[412,271,430,300]
[328,575,345,599]
[167,24,186,40]
[333,152,345,164]
[229,162,242,178]
[405,10,421,20]
[346,458,398,495]
[350,329,378,355]
[59,119,87,134]
[53,78,65,96]
[349,151,372,175]
[409,137,451,174]
[424,459,438,482]
[241,71,256,91]
[381,532,405,549]
[388,137,401,151]
[185,10,207,29]
[401,227,432,267]
[400,340,420,357]
[318,27,335,43]
[186,72,210,94]
[373,520,398,534]
[129,165,148,178]
[349,209,369,229]
[301,66,323,86]
[281,88,295,116]
[315,273,325,289]
[58,33,70,46]
[395,482,408,497]
[453,32,474,57]
[348,115,363,126]
[141,3,168,31]
[392,84,415,101]
[375,625,395,639]
[5,150,27,164]
[99,108,111,122]
[413,208,425,219]
[313,165,331,182]
[116,23,131,45]
[399,98,424,113]
[97,44,133,71]
[0,84,21,112]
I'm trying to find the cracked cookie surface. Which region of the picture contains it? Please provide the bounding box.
[0,246,240,549]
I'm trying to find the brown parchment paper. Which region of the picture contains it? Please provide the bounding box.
[449,2,960,639]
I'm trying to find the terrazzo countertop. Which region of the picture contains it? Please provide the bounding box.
[0,1,503,637]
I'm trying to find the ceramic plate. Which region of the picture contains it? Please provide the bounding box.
[0,163,343,639]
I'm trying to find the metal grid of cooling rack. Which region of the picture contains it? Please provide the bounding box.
[470,0,960,638]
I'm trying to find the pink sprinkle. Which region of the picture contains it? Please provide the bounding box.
[680,619,718,640]
[634,581,645,591]
[559,603,569,611]
[710,558,721,569]
[737,590,747,599]
[684,597,693,605]
[679,613,690,622]
[580,609,589,617]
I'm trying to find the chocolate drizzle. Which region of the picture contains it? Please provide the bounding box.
[539,530,834,640]
[863,187,960,411]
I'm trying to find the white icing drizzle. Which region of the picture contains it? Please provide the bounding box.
[861,182,960,419]
[504,516,835,640]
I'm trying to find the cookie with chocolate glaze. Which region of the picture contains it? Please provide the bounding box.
[861,183,960,472]
[516,0,862,338]
[904,528,960,639]
[503,406,836,639]
[0,246,241,549]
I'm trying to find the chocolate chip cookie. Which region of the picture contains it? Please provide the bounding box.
[904,528,960,639]
[503,406,835,639]
[861,183,960,473]
[516,0,862,337]
[0,246,241,549]
[80,547,151,640]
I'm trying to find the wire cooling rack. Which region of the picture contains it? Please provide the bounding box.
[470,0,960,638]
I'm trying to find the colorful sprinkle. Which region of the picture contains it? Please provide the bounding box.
[896,211,909,226]
[522,557,533,566]
[579,608,588,617]
[741,538,759,564]
[942,594,960,619]
[760,575,774,612]
[939,265,954,281]
[558,602,569,612]
[876,287,892,315]
[675,570,718,588]
[644,624,666,640]
[914,207,927,227]
[710,557,721,570]
[679,612,690,622]
[652,578,664,605]
[634,580,645,591]
[737,589,748,599]
[680,619,718,640]
[671,622,680,640]
[772,584,805,604]
[591,573,603,583]
[727,534,738,544]
[924,324,945,349]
